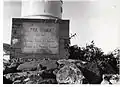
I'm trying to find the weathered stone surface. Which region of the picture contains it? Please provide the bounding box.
[41,69,56,79]
[56,63,84,84]
[3,43,11,55]
[3,55,10,71]
[3,67,18,74]
[5,58,116,84]
[13,80,21,84]
[4,71,43,84]
[57,59,86,66]
[80,61,102,84]
[4,72,27,82]
[17,59,58,71]
[9,62,19,68]
[16,72,28,77]
[57,59,75,65]
[26,81,34,84]
[17,61,39,71]
[39,59,58,70]
[3,55,10,63]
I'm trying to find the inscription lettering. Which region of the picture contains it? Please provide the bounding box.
[22,23,58,54]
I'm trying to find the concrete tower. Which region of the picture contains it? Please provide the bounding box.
[21,0,63,19]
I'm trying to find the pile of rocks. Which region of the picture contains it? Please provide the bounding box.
[4,70,57,84]
[3,59,58,84]
[3,58,86,84]
[3,43,120,84]
[2,43,104,84]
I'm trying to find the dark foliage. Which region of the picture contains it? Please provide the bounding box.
[68,41,119,74]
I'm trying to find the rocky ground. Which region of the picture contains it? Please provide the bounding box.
[3,58,104,84]
[4,57,120,84]
[3,43,120,84]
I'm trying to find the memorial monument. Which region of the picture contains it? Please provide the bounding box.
[11,0,69,61]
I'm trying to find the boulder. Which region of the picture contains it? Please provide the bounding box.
[80,61,103,84]
[56,63,84,84]
[17,61,39,71]
[56,59,103,84]
[17,59,58,71]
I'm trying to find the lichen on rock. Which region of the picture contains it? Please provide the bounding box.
[56,63,84,84]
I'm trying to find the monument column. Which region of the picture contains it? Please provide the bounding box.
[21,0,63,19]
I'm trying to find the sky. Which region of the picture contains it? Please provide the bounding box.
[3,0,120,54]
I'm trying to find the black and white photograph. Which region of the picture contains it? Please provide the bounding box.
[2,0,120,84]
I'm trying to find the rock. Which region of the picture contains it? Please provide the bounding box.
[4,73,13,81]
[3,65,6,71]
[3,55,10,71]
[3,76,13,84]
[27,71,44,77]
[3,55,10,63]
[39,59,57,70]
[28,77,42,84]
[101,74,120,84]
[4,74,11,79]
[26,81,34,84]
[9,62,19,68]
[53,68,59,75]
[57,59,74,65]
[38,79,57,84]
[103,63,116,74]
[17,59,57,71]
[24,78,30,82]
[57,59,86,66]
[3,67,17,74]
[56,63,84,84]
[101,79,110,84]
[3,43,11,55]
[13,80,21,84]
[17,61,38,71]
[80,61,103,84]
[57,59,76,70]
[3,63,20,74]
[110,74,120,84]
[16,72,28,77]
[4,72,28,82]
[101,74,111,84]
[41,69,56,79]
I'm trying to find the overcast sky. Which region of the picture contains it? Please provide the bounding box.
[3,0,120,53]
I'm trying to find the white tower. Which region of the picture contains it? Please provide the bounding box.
[21,0,63,19]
